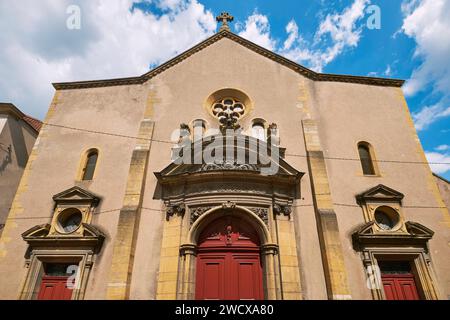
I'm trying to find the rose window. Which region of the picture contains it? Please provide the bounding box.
[212,98,246,128]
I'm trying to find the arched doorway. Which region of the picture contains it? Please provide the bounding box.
[195,215,264,300]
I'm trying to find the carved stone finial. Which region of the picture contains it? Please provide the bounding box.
[216,12,234,31]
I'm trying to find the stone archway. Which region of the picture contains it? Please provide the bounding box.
[177,206,280,300]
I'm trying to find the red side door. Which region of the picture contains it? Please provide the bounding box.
[37,276,73,300]
[382,274,420,300]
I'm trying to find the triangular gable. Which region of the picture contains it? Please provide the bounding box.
[356,184,404,203]
[53,30,404,90]
[352,220,434,246]
[52,186,101,205]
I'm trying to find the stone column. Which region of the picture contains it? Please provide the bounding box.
[261,244,279,300]
[178,244,197,300]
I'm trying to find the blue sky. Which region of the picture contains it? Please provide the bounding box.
[0,0,449,178]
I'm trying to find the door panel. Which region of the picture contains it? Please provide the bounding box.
[37,276,73,300]
[381,279,398,300]
[233,254,263,300]
[382,275,420,300]
[196,255,226,300]
[397,278,420,300]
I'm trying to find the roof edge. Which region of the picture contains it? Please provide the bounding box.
[433,172,450,184]
[0,102,42,133]
[52,30,405,90]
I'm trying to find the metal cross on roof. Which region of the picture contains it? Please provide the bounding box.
[216,12,234,31]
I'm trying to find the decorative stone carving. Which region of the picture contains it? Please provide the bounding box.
[248,207,269,225]
[216,12,234,32]
[200,161,259,172]
[180,123,190,132]
[166,204,185,220]
[273,204,292,216]
[211,97,244,130]
[222,201,236,210]
[190,206,213,225]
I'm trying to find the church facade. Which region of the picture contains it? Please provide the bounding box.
[0,15,449,300]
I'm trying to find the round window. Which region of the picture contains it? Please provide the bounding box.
[212,97,246,127]
[58,208,83,233]
[374,206,399,230]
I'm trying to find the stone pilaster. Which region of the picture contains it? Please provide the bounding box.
[274,212,302,300]
[156,212,183,300]
[106,95,155,300]
[302,119,351,300]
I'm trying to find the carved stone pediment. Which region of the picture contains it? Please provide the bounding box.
[22,224,51,238]
[154,135,303,205]
[405,221,434,237]
[52,186,101,206]
[156,135,302,179]
[22,223,105,253]
[352,220,433,247]
[356,184,404,204]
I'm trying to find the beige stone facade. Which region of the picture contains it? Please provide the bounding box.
[0,29,448,300]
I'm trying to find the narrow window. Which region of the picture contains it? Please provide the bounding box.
[358,143,375,175]
[82,150,98,180]
[252,121,266,141]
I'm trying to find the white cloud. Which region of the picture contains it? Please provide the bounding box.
[425,151,450,175]
[0,0,215,119]
[401,0,450,129]
[412,104,450,131]
[236,0,369,72]
[280,0,369,72]
[283,20,299,51]
[435,145,450,151]
[402,0,450,96]
[237,12,276,51]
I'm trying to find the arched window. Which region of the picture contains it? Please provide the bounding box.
[81,150,98,181]
[252,120,266,141]
[358,142,376,175]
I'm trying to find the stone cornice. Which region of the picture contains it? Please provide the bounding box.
[53,30,405,90]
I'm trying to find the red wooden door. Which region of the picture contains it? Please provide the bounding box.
[37,276,73,300]
[382,274,420,300]
[195,216,263,300]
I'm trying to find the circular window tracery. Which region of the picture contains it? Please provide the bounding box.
[212,97,246,128]
[374,206,399,230]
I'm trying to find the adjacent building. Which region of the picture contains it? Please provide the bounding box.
[0,103,41,237]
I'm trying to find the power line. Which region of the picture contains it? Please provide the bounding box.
[42,122,450,165]
[43,122,173,145]
[6,202,446,221]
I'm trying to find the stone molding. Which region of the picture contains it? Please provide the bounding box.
[53,30,404,90]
